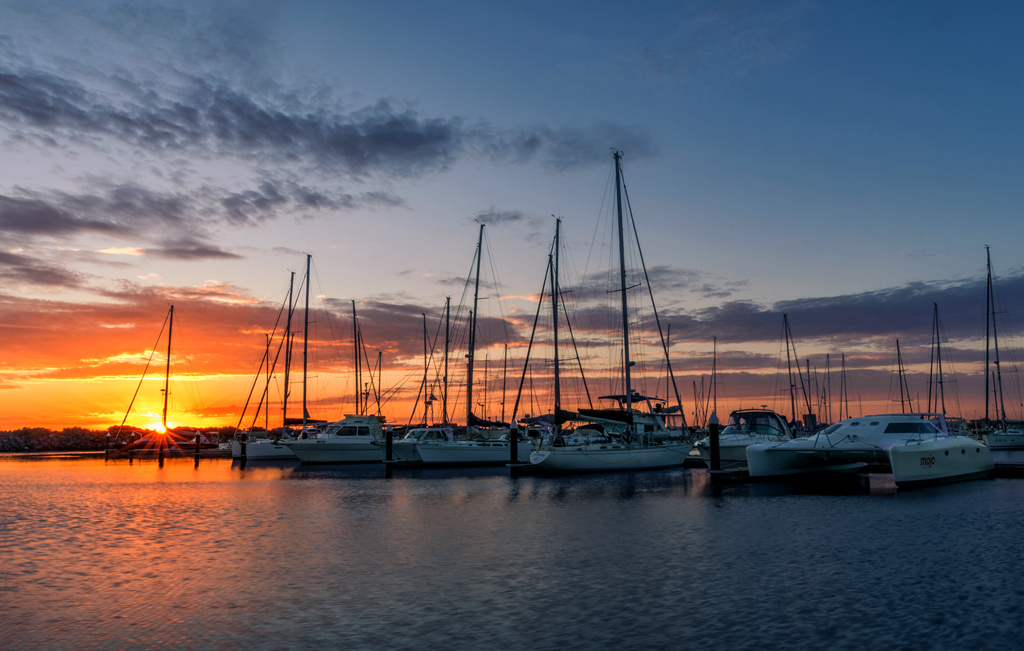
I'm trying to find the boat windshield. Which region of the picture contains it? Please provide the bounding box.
[883,422,939,435]
[723,413,785,436]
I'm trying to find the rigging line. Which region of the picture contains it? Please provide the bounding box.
[116,307,171,435]
[510,255,552,424]
[557,261,593,410]
[235,281,293,431]
[620,163,688,427]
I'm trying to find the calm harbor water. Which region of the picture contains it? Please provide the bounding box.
[2,454,1023,650]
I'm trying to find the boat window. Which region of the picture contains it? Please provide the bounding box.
[850,422,860,426]
[883,422,937,434]
[869,422,880,426]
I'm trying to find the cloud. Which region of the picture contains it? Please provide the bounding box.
[0,249,86,287]
[475,208,524,225]
[142,238,242,261]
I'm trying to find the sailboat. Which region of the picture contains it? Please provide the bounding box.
[529,151,691,473]
[283,258,387,464]
[113,305,186,455]
[405,224,539,465]
[232,270,299,460]
[980,247,1024,449]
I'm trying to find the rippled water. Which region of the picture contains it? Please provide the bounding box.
[2,455,1022,650]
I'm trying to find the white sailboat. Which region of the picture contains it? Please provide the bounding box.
[397,223,529,465]
[529,151,691,473]
[284,270,388,463]
[979,247,1024,449]
[232,270,299,460]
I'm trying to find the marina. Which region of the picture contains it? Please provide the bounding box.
[3,453,1024,650]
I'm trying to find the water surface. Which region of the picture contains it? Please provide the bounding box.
[2,456,1021,649]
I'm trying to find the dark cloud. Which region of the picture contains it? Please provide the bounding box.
[0,60,654,180]
[142,238,242,261]
[0,195,134,237]
[678,273,1024,346]
[0,249,85,287]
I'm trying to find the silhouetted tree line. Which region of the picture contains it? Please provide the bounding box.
[0,427,238,452]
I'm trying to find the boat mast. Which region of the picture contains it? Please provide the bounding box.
[282,271,294,429]
[986,246,1008,428]
[784,314,797,425]
[551,217,562,420]
[985,246,992,422]
[614,151,633,415]
[840,353,849,420]
[162,304,174,433]
[444,296,450,424]
[929,303,947,415]
[265,334,271,431]
[352,300,362,416]
[711,336,717,416]
[466,222,484,425]
[302,254,310,431]
[501,343,508,424]
[896,339,913,414]
[422,312,428,425]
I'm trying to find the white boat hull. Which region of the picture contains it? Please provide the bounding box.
[391,440,420,462]
[746,443,870,477]
[283,438,384,464]
[983,430,1024,450]
[418,440,533,465]
[530,442,690,473]
[888,437,993,486]
[231,440,297,460]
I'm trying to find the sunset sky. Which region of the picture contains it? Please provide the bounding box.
[1,0,1022,431]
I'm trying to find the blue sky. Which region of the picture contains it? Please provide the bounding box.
[0,0,1021,427]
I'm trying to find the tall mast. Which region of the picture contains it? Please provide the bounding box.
[422,312,428,425]
[444,296,450,424]
[711,336,717,416]
[929,302,947,415]
[985,246,992,421]
[302,254,310,430]
[614,151,632,414]
[265,334,271,430]
[162,304,174,432]
[282,271,295,428]
[466,222,484,425]
[502,343,508,424]
[551,217,562,419]
[840,353,849,420]
[825,354,832,425]
[987,247,1008,428]
[352,300,361,415]
[896,339,913,414]
[784,314,797,425]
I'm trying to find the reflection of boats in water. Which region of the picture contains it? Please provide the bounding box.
[694,408,795,472]
[747,413,992,486]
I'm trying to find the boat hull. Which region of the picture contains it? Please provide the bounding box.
[418,441,533,466]
[746,443,870,477]
[888,437,993,486]
[983,430,1024,450]
[529,442,690,473]
[283,439,384,464]
[231,440,297,460]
